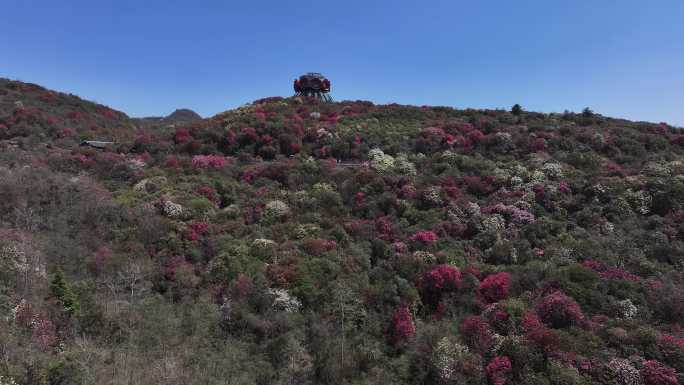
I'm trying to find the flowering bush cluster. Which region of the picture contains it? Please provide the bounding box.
[535,291,584,328]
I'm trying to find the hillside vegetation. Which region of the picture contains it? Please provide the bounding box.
[2,77,684,385]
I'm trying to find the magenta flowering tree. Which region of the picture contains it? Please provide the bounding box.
[535,291,584,328]
[420,265,462,306]
[641,360,679,385]
[479,272,511,303]
[391,305,416,342]
[485,356,512,385]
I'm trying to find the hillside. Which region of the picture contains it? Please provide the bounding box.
[2,78,684,385]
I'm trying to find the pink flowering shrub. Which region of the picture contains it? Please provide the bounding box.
[32,317,58,352]
[535,291,584,328]
[641,360,679,385]
[479,272,511,303]
[421,265,461,292]
[409,230,439,245]
[582,260,640,282]
[510,208,535,225]
[659,334,684,348]
[301,238,336,256]
[486,356,512,385]
[186,221,210,241]
[191,155,229,169]
[391,305,416,342]
[530,137,547,152]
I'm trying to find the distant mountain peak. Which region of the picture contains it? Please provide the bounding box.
[166,108,201,122]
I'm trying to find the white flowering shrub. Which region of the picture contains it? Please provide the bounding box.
[441,150,460,166]
[607,358,642,385]
[133,176,167,193]
[616,299,637,320]
[269,288,301,312]
[421,186,443,207]
[368,148,395,173]
[294,224,320,239]
[412,251,435,264]
[311,182,335,194]
[510,176,524,187]
[481,214,506,234]
[541,163,564,179]
[465,202,481,217]
[625,189,652,215]
[433,337,474,383]
[529,170,546,184]
[394,154,417,176]
[162,199,184,218]
[251,239,277,261]
[127,158,146,172]
[263,200,290,222]
[641,162,671,177]
[0,376,18,385]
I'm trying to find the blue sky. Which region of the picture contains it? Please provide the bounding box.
[1,0,683,125]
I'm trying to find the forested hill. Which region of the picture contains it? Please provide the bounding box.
[2,77,684,385]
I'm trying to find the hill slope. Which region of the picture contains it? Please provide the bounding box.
[2,79,684,384]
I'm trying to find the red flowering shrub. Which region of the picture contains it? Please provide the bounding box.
[641,360,679,385]
[191,155,229,169]
[479,272,511,303]
[301,238,334,256]
[174,127,193,144]
[163,155,181,169]
[421,265,461,292]
[558,180,571,193]
[582,260,640,282]
[463,175,494,196]
[420,265,462,306]
[164,256,198,287]
[32,317,58,352]
[659,334,684,348]
[186,221,210,241]
[460,315,493,355]
[486,356,512,385]
[535,291,584,328]
[391,305,416,342]
[94,245,112,272]
[196,185,220,206]
[409,230,439,245]
[67,111,83,120]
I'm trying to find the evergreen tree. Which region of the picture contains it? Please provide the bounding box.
[511,104,523,116]
[50,268,79,315]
